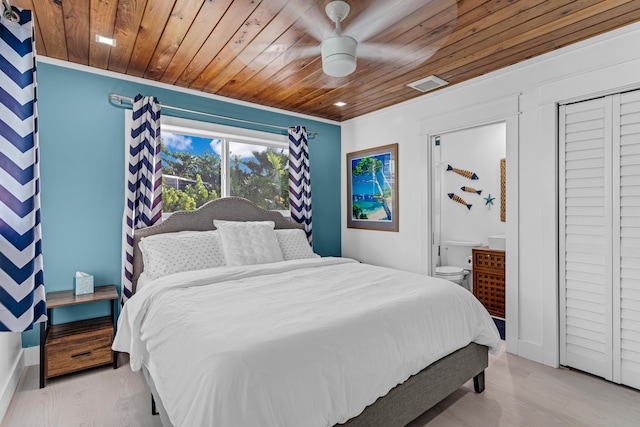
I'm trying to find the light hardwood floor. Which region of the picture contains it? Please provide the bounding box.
[3,344,640,427]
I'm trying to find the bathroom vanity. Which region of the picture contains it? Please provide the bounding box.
[472,247,506,318]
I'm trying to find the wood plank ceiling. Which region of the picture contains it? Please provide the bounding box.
[11,0,640,122]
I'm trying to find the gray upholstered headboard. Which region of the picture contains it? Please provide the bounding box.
[132,196,304,293]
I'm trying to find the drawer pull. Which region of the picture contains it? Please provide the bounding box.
[71,351,92,358]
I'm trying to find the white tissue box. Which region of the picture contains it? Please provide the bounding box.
[74,274,94,295]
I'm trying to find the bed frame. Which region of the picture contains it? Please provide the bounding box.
[130,197,489,427]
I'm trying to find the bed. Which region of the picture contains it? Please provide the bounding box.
[113,197,500,427]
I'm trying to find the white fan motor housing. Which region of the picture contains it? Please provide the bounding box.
[321,35,357,77]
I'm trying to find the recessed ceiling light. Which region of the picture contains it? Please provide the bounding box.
[95,34,117,47]
[334,101,347,107]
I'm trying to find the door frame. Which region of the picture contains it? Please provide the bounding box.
[420,94,520,354]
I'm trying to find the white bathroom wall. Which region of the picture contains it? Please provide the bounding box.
[438,123,506,248]
[341,21,640,366]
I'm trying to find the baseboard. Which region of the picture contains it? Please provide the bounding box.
[23,346,39,367]
[0,349,24,424]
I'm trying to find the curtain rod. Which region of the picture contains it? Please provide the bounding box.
[108,93,317,139]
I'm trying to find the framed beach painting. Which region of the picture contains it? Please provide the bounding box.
[347,143,398,231]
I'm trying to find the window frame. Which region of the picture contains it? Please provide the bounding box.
[160,115,290,215]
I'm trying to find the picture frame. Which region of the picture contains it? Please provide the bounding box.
[346,143,398,231]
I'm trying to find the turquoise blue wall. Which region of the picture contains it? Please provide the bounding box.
[22,61,341,347]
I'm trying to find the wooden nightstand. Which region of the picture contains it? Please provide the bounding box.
[39,285,119,388]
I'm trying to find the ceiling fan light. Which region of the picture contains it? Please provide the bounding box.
[321,36,357,77]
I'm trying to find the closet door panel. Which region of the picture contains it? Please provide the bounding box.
[618,90,640,389]
[562,89,640,389]
[559,98,613,380]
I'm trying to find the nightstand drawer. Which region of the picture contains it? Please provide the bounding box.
[45,317,114,378]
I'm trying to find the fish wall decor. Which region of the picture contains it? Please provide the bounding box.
[448,193,472,210]
[447,164,479,180]
[461,186,482,195]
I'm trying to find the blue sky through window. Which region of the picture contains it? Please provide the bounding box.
[162,132,221,157]
[162,132,283,165]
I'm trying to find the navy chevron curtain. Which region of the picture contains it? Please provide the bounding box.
[0,5,46,332]
[288,126,312,242]
[122,95,162,302]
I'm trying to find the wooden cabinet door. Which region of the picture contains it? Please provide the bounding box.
[473,248,505,318]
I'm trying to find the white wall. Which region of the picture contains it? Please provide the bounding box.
[341,21,640,366]
[437,123,506,249]
[0,333,23,423]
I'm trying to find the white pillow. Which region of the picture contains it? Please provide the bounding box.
[275,229,318,260]
[139,230,226,281]
[213,220,284,266]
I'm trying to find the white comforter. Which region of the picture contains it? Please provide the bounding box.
[113,257,500,427]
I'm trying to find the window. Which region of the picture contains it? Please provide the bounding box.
[160,116,289,214]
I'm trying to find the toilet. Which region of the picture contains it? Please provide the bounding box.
[435,240,482,289]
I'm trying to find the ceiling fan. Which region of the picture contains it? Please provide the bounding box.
[275,0,458,78]
[319,1,359,77]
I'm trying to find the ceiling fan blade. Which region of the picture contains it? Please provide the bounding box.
[276,0,335,42]
[345,0,455,43]
[357,43,439,66]
[238,42,320,69]
[285,44,322,59]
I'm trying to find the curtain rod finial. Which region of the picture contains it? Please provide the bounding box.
[108,94,123,105]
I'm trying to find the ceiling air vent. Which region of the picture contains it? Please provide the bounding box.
[407,75,449,93]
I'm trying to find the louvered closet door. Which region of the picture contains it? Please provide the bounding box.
[559,97,613,381]
[561,90,640,389]
[614,90,640,389]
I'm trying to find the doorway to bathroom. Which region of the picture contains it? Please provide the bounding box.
[421,94,519,351]
[430,122,507,338]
